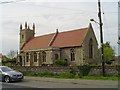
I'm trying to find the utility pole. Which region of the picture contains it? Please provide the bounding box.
[98,0,105,76]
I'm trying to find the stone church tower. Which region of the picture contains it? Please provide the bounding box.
[20,22,35,51]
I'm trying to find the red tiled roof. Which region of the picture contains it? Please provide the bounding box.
[52,28,88,47]
[22,28,88,51]
[22,33,55,51]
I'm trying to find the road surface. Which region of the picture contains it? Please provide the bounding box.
[0,76,119,90]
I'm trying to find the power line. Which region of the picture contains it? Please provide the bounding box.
[35,4,96,13]
[0,1,97,13]
[0,1,117,13]
[0,0,26,4]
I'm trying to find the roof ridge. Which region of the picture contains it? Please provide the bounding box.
[34,33,55,38]
[59,27,88,34]
[33,27,88,38]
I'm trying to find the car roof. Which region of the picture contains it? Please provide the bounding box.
[0,66,8,68]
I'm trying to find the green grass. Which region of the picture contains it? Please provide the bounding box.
[81,76,119,81]
[23,71,119,81]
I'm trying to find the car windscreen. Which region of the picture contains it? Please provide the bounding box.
[1,67,13,72]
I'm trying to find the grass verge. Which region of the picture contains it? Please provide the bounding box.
[23,71,119,81]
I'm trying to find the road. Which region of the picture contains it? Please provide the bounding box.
[1,82,30,88]
[0,76,119,90]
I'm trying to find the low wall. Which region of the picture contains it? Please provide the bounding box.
[11,66,119,76]
[89,66,119,76]
[11,66,71,74]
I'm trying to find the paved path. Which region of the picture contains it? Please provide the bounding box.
[4,76,118,88]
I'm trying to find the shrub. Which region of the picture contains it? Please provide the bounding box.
[58,72,75,78]
[40,71,54,77]
[53,59,68,66]
[23,71,54,77]
[77,64,93,76]
[106,60,112,65]
[23,71,35,76]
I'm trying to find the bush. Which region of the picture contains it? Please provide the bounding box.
[54,59,68,66]
[23,71,35,76]
[105,60,112,65]
[40,71,54,77]
[59,73,75,78]
[77,64,93,76]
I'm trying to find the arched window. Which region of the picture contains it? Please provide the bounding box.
[55,54,59,60]
[89,39,93,59]
[70,48,75,61]
[42,51,46,62]
[34,52,37,62]
[26,53,29,62]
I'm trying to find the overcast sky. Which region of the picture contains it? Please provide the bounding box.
[0,0,119,55]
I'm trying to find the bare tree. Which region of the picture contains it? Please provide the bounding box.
[7,50,17,59]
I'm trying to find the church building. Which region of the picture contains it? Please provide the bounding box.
[18,22,100,66]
